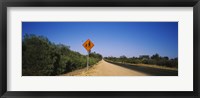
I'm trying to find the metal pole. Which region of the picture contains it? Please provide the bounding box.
[87,51,89,70]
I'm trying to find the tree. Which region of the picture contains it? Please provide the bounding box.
[22,34,53,76]
[22,34,103,76]
[151,53,160,60]
[139,55,150,60]
[104,53,178,68]
[120,55,127,63]
[163,56,169,60]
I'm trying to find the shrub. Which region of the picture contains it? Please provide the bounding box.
[104,54,178,68]
[22,34,102,76]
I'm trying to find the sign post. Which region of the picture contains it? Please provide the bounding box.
[87,51,89,70]
[82,39,94,70]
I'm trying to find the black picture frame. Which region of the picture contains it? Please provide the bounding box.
[0,0,199,98]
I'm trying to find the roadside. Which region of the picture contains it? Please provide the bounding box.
[105,60,178,71]
[61,60,102,76]
[62,59,149,76]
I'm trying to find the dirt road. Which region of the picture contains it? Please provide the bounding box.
[63,59,178,76]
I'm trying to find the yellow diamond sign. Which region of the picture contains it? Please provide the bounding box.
[83,39,94,51]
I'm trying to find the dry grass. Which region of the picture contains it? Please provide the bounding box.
[113,61,178,71]
[61,61,101,76]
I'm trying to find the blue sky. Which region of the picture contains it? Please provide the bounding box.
[22,22,178,58]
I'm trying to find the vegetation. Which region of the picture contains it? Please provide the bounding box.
[104,53,178,68]
[22,34,102,76]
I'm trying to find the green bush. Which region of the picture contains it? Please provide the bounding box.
[22,34,102,76]
[104,54,178,68]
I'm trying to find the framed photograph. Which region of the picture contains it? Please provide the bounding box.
[0,0,199,98]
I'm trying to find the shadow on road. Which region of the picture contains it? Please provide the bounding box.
[105,60,178,76]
